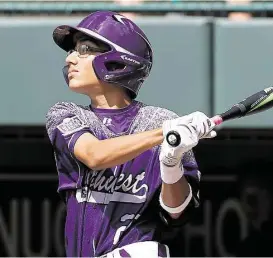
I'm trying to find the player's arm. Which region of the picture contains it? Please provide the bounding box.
[159,112,216,219]
[161,177,191,219]
[74,129,163,170]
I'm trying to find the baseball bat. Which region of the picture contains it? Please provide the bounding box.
[166,86,273,147]
[211,86,273,125]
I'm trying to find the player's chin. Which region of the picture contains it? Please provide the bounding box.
[68,80,86,92]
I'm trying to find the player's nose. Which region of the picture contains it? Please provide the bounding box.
[65,51,78,65]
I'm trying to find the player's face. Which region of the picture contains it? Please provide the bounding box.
[65,37,108,94]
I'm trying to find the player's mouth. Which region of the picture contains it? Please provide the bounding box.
[68,69,79,79]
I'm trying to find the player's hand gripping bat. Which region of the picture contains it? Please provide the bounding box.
[166,87,273,147]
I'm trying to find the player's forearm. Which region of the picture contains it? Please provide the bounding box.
[86,128,163,170]
[161,177,191,219]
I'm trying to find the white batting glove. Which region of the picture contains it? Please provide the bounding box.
[186,111,217,139]
[163,112,217,141]
[161,112,216,165]
[159,112,216,184]
[160,122,199,167]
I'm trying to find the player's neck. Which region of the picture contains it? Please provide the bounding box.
[87,82,132,109]
[90,93,132,109]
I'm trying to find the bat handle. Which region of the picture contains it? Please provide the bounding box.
[211,115,223,125]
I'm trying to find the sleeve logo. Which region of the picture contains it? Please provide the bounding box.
[57,115,87,136]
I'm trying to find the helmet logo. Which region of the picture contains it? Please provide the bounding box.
[121,55,140,65]
[113,14,128,25]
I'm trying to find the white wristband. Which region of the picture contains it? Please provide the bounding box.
[159,184,192,214]
[160,161,184,184]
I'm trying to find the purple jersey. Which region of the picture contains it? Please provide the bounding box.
[46,101,200,257]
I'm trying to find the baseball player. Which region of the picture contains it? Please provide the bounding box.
[46,11,216,258]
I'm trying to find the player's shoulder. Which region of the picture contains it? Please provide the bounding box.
[45,101,89,131]
[140,102,179,120]
[46,101,89,120]
[135,102,179,131]
[47,101,83,115]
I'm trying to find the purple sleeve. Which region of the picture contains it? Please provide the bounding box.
[46,102,91,192]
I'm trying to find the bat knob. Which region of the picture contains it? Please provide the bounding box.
[166,130,181,147]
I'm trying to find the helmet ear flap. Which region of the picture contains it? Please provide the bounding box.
[93,51,151,81]
[105,61,126,72]
[91,52,151,99]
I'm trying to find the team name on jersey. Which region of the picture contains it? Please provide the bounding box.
[76,170,149,204]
